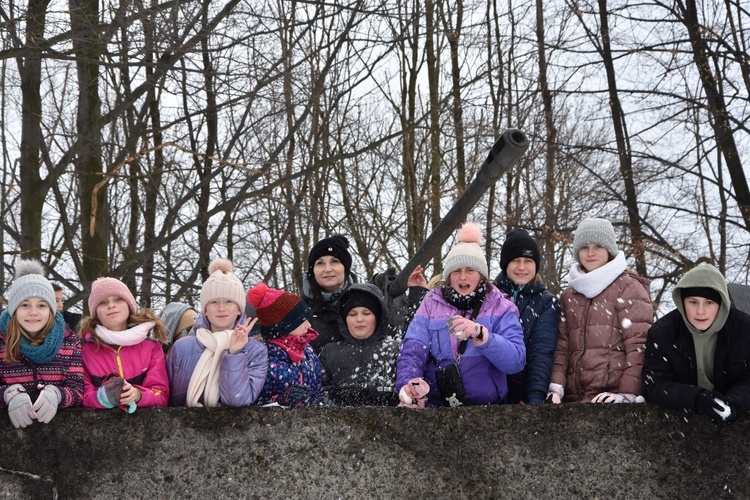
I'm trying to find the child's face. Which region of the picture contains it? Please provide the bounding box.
[288,320,312,337]
[205,299,241,332]
[683,296,720,331]
[449,267,481,296]
[96,295,130,331]
[16,298,52,336]
[578,244,610,272]
[346,306,377,340]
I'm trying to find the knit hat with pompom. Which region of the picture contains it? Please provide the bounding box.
[7,260,57,317]
[200,259,245,312]
[443,222,489,279]
[246,283,313,339]
[88,277,138,320]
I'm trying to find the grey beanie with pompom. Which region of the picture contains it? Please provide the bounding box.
[7,260,57,316]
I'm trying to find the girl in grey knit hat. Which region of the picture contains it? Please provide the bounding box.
[547,218,653,405]
[0,260,83,428]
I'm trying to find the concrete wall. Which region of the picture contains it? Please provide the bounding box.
[0,404,746,499]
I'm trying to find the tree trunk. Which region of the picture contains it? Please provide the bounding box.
[442,0,466,194]
[426,0,443,274]
[597,0,646,275]
[70,0,107,289]
[679,0,750,232]
[535,0,560,293]
[19,0,52,260]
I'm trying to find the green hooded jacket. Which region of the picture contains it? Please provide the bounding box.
[672,264,730,390]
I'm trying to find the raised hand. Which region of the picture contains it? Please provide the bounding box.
[229,317,258,354]
[407,265,428,287]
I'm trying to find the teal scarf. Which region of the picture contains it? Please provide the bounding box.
[0,310,66,365]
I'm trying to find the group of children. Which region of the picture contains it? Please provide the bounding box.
[1,217,749,428]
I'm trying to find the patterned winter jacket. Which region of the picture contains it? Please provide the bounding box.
[167,335,268,407]
[494,272,559,404]
[396,285,526,406]
[82,336,169,408]
[255,343,325,406]
[0,312,83,408]
[551,269,652,402]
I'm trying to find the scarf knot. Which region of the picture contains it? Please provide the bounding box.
[186,328,233,407]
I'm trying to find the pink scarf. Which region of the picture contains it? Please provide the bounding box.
[268,329,319,363]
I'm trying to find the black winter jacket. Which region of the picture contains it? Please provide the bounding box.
[643,307,750,415]
[319,283,399,406]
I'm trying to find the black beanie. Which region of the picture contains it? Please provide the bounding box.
[681,287,723,305]
[307,235,353,278]
[500,228,541,275]
[341,290,383,328]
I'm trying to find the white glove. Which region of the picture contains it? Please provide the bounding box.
[546,383,564,404]
[592,392,645,404]
[33,385,62,423]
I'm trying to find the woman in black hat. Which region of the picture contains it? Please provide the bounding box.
[301,235,356,352]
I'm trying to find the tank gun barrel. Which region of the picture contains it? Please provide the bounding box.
[388,129,529,298]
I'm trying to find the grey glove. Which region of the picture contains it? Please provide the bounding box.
[4,384,35,429]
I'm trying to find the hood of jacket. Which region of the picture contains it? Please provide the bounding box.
[672,263,730,336]
[336,282,389,345]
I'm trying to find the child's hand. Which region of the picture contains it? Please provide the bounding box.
[120,381,142,405]
[447,316,488,344]
[407,265,428,287]
[398,378,429,408]
[229,317,258,354]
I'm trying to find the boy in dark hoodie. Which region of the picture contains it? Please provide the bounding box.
[319,283,400,406]
[643,263,750,425]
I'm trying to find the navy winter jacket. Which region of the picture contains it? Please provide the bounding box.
[494,272,558,404]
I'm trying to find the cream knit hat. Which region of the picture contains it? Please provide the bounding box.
[443,222,489,279]
[200,259,246,312]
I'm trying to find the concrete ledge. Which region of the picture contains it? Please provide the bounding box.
[0,404,746,498]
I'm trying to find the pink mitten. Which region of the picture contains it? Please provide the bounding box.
[398,378,430,409]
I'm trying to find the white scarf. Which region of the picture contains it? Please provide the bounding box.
[95,322,154,346]
[186,328,232,408]
[568,251,627,299]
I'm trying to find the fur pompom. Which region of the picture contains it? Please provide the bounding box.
[457,222,482,244]
[208,258,233,275]
[246,283,269,308]
[15,259,46,278]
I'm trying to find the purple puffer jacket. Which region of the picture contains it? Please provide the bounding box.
[396,285,525,405]
[166,335,268,407]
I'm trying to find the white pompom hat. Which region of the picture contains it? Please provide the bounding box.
[443,222,489,279]
[200,259,245,312]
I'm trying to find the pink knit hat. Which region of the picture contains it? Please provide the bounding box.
[88,277,138,319]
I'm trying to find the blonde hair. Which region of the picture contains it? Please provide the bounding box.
[427,274,444,290]
[3,311,55,363]
[80,308,168,347]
